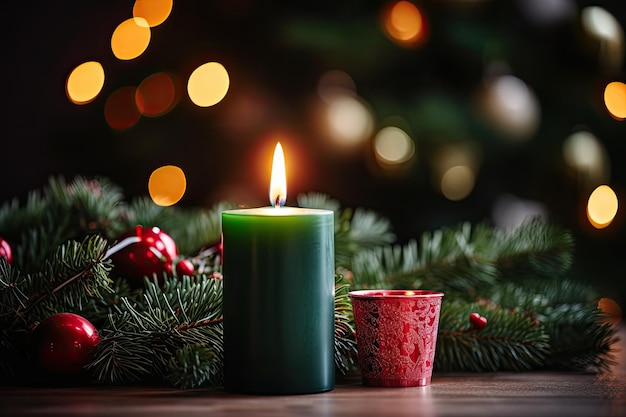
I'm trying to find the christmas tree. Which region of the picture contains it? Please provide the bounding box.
[0,176,618,388]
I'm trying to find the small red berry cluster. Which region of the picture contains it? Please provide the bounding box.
[469,312,487,330]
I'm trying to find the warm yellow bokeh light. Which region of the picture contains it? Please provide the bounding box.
[133,0,173,27]
[383,1,425,46]
[374,126,414,164]
[326,95,374,146]
[587,185,619,228]
[148,165,187,206]
[604,81,626,120]
[441,165,475,201]
[111,17,151,60]
[187,62,230,107]
[66,61,105,105]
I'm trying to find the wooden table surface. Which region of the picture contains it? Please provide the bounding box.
[2,327,625,417]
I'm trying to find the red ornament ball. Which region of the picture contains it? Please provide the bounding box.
[175,259,195,277]
[469,312,488,330]
[32,313,101,375]
[0,236,13,264]
[109,225,178,285]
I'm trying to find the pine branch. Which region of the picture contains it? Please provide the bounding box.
[436,300,550,372]
[472,279,618,372]
[350,222,498,292]
[333,274,357,374]
[0,234,113,325]
[89,275,224,387]
[166,343,222,389]
[45,176,125,238]
[161,203,233,256]
[0,176,125,272]
[0,259,29,321]
[0,234,113,380]
[543,307,618,373]
[493,218,575,281]
[297,192,395,268]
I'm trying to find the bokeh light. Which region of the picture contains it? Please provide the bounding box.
[479,73,540,141]
[136,72,179,117]
[432,143,481,200]
[325,94,374,147]
[492,193,547,231]
[581,6,624,73]
[111,17,151,61]
[187,62,230,107]
[381,1,427,47]
[148,165,187,206]
[587,184,619,229]
[66,61,105,105]
[133,0,173,27]
[104,86,141,130]
[604,81,626,120]
[562,130,610,188]
[515,0,576,27]
[374,126,415,165]
[581,6,622,42]
[440,165,475,201]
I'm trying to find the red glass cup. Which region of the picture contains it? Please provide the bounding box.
[349,290,444,387]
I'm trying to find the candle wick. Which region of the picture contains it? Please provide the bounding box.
[275,195,282,207]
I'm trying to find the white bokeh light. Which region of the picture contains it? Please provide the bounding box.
[326,95,374,147]
[562,130,610,188]
[481,74,540,141]
[492,193,548,231]
[581,6,624,73]
[374,126,415,165]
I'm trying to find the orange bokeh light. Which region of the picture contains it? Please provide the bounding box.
[382,1,427,47]
[604,81,626,120]
[586,185,619,229]
[111,17,151,60]
[66,61,105,105]
[148,165,187,206]
[133,0,173,27]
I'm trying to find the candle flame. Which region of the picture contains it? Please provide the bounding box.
[269,142,287,207]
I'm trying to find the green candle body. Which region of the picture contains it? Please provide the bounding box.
[222,207,335,394]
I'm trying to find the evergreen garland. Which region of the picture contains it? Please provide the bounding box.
[0,176,619,388]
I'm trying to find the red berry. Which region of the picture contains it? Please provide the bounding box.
[469,312,488,330]
[32,313,101,375]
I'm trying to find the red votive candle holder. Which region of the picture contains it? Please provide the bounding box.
[349,289,444,387]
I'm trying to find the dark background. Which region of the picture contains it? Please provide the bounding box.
[2,1,625,307]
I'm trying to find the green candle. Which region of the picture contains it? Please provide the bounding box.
[221,143,335,394]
